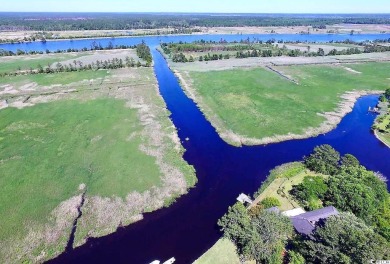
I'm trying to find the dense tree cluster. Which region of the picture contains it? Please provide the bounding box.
[218,203,293,264]
[136,42,152,66]
[296,212,390,263]
[303,144,341,175]
[296,144,390,240]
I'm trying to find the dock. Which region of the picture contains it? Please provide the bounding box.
[237,193,253,205]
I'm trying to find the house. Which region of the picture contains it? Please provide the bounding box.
[289,206,339,237]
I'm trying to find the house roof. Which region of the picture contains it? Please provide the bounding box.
[294,206,339,222]
[290,217,316,236]
[290,206,339,236]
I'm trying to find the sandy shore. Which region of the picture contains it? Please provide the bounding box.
[174,69,382,146]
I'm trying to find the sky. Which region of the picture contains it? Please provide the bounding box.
[0,0,389,13]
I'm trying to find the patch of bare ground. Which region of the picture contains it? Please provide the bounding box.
[174,69,381,146]
[59,49,141,66]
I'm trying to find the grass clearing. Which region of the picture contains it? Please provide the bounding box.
[180,62,390,145]
[193,239,243,264]
[251,162,326,211]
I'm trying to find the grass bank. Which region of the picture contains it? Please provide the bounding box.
[373,101,390,147]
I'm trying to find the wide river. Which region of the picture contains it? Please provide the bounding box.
[2,34,390,263]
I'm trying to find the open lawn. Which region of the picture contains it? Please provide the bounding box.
[0,53,196,263]
[251,162,326,211]
[177,61,390,145]
[193,239,242,264]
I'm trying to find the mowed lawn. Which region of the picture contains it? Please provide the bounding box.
[189,62,390,140]
[194,238,243,264]
[0,99,162,241]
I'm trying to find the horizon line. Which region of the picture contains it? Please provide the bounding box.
[0,11,390,15]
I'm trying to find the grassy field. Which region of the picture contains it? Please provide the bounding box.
[180,62,390,145]
[0,52,196,262]
[0,98,160,236]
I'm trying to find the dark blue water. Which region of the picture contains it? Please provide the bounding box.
[36,36,390,264]
[1,33,390,53]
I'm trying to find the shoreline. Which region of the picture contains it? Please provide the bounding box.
[374,130,390,148]
[0,32,204,45]
[173,67,382,146]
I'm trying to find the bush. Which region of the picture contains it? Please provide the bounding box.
[260,197,281,209]
[288,250,305,264]
[290,176,328,210]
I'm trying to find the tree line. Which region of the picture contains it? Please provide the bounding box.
[0,42,137,57]
[0,13,389,31]
[0,28,202,44]
[0,56,147,78]
[162,38,390,63]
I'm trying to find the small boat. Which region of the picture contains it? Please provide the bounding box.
[150,257,175,264]
[163,257,176,264]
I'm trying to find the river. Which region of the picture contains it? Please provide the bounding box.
[2,34,389,263]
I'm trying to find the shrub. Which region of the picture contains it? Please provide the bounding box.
[260,197,281,209]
